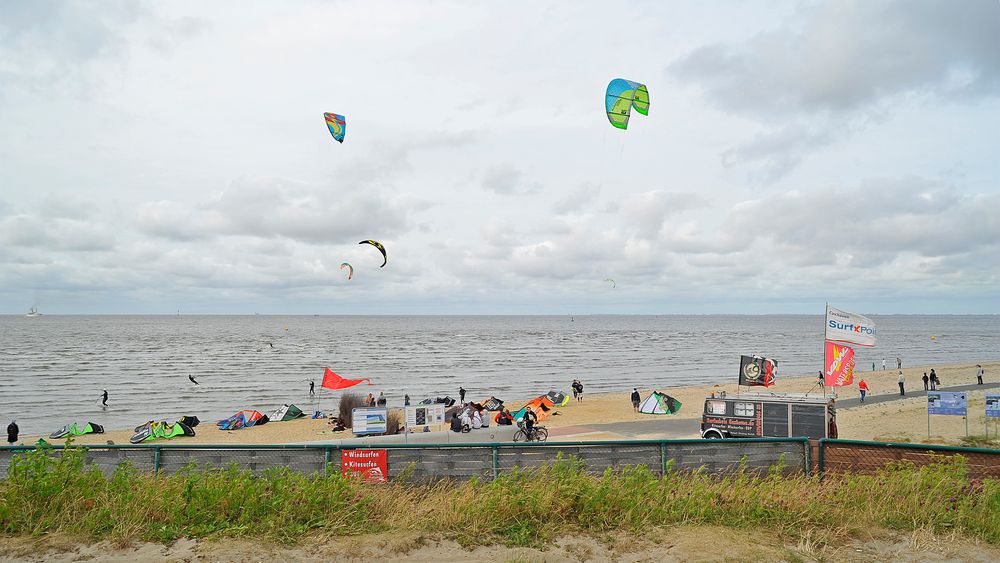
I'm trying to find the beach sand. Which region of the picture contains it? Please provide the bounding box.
[24,361,999,447]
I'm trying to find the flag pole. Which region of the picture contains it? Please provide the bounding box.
[823,303,828,398]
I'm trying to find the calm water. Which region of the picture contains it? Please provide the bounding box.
[2,315,998,433]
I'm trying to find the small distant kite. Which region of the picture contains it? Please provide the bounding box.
[604,278,616,289]
[359,240,387,267]
[324,112,346,143]
[605,78,649,130]
[340,262,354,280]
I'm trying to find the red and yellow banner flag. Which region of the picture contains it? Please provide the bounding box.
[824,341,855,386]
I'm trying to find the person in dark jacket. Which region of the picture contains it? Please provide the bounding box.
[630,388,641,412]
[459,387,466,404]
[495,408,513,425]
[6,420,18,444]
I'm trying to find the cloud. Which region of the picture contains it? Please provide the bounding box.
[671,1,1000,117]
[552,183,601,215]
[721,124,838,184]
[481,164,540,195]
[136,176,416,244]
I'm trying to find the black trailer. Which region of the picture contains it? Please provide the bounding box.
[700,392,836,440]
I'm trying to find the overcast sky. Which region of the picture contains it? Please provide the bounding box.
[2,1,999,315]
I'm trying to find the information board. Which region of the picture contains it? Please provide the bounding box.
[342,449,388,483]
[404,404,446,428]
[352,407,388,435]
[927,392,967,416]
[986,394,1000,418]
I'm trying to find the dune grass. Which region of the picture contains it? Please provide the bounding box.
[1,445,998,548]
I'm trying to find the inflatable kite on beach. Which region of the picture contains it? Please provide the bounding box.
[358,240,387,267]
[49,422,104,439]
[324,113,346,143]
[605,78,649,130]
[340,262,354,280]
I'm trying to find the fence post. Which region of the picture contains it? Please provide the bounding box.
[153,447,161,476]
[817,438,826,479]
[492,445,500,480]
[660,442,667,476]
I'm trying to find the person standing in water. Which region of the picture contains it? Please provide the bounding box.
[101,390,108,406]
[309,380,315,396]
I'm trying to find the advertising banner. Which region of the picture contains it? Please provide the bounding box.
[352,407,388,435]
[928,392,967,416]
[824,340,855,387]
[986,394,1000,418]
[739,355,776,387]
[825,306,877,347]
[342,449,388,483]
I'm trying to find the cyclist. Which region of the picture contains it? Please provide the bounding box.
[523,406,538,439]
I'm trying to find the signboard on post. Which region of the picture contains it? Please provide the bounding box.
[404,404,446,430]
[928,392,967,416]
[352,407,388,435]
[986,394,1000,418]
[342,449,388,483]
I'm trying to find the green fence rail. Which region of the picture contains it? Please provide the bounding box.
[0,437,811,480]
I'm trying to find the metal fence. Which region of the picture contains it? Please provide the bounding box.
[6,438,996,481]
[0,438,810,480]
[818,439,1000,479]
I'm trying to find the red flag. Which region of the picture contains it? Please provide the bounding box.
[321,367,372,390]
[824,341,855,386]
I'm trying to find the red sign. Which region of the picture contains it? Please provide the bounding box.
[824,340,855,387]
[341,449,388,483]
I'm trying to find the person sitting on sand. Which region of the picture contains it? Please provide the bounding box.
[479,407,490,428]
[471,409,482,429]
[495,408,513,425]
[459,409,472,432]
[450,412,464,433]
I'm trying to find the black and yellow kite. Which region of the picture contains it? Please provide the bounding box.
[359,240,387,268]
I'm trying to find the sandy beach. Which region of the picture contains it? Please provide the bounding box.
[22,361,999,447]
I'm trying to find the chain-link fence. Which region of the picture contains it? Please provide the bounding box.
[0,438,810,480]
[818,439,1000,479]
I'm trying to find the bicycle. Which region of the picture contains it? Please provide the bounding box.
[513,421,548,442]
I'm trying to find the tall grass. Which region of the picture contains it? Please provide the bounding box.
[1,447,998,547]
[337,393,367,427]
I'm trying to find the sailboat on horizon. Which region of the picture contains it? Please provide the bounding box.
[25,306,42,318]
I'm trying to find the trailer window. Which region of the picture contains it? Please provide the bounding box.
[707,400,726,415]
[734,402,755,417]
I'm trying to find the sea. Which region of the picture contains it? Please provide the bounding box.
[2,315,998,434]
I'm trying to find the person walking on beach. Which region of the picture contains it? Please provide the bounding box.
[404,394,410,406]
[976,365,984,385]
[459,386,466,404]
[930,369,939,389]
[573,380,584,401]
[571,380,579,400]
[922,372,929,391]
[897,357,902,369]
[631,388,641,412]
[882,358,886,370]
[897,371,905,396]
[100,390,108,407]
[872,362,876,372]
[188,374,199,385]
[6,420,18,444]
[309,380,315,396]
[858,379,869,403]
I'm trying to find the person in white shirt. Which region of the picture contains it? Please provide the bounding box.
[897,371,905,396]
[471,409,482,429]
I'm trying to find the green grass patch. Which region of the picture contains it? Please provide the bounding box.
[1,446,999,547]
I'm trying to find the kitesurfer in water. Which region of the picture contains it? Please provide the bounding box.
[309,380,315,396]
[189,374,199,385]
[101,390,108,406]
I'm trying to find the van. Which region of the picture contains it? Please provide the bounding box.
[700,392,837,440]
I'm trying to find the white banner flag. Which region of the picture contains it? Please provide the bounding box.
[825,305,877,347]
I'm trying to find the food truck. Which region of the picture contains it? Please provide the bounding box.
[700,392,837,440]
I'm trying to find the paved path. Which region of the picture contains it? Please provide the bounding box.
[835,381,1000,408]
